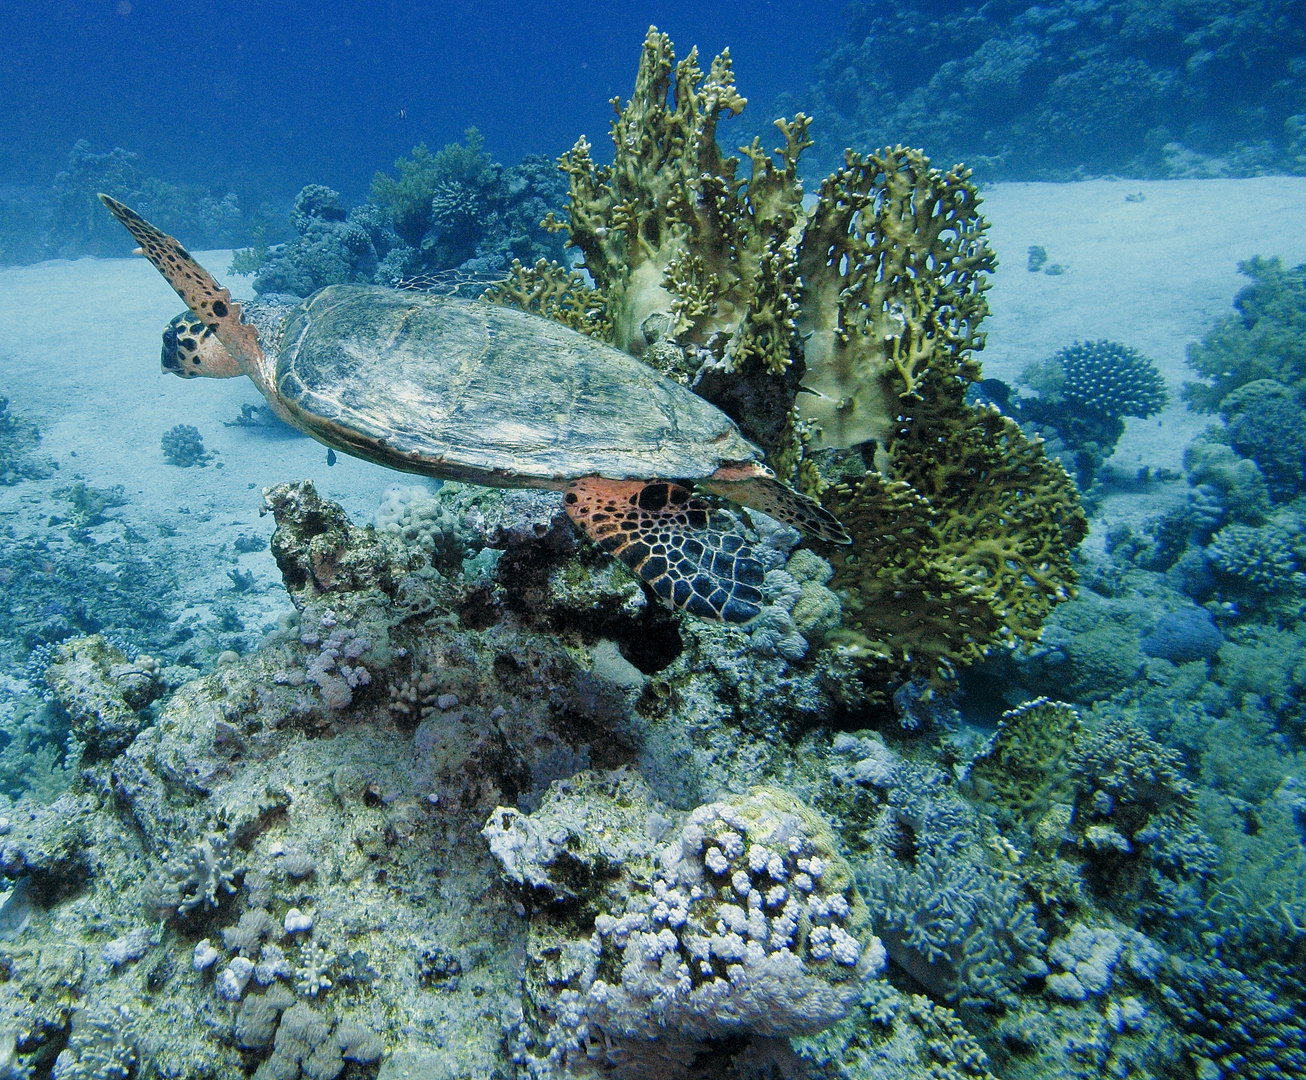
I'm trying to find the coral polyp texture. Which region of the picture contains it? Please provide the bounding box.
[506,26,1085,690]
[484,769,885,1075]
[1024,340,1168,420]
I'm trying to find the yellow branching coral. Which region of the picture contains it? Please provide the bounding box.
[822,402,1085,686]
[795,147,993,453]
[968,698,1081,839]
[482,258,612,341]
[511,26,1085,690]
[542,27,808,376]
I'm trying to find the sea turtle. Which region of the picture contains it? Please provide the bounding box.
[100,195,849,623]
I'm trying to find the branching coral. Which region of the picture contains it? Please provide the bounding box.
[857,760,1049,1008]
[1219,379,1306,501]
[1185,256,1306,413]
[159,833,241,916]
[1208,523,1305,593]
[1067,716,1217,922]
[794,146,993,452]
[515,29,1084,691]
[543,29,808,380]
[1022,340,1168,422]
[1017,339,1168,486]
[819,407,1084,685]
[967,697,1080,841]
[482,257,612,340]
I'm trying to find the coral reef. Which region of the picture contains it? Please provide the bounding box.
[524,27,1084,691]
[1015,340,1168,488]
[799,1,1306,181]
[242,131,569,297]
[1219,379,1306,502]
[1185,256,1306,413]
[0,139,270,265]
[8,26,1306,1080]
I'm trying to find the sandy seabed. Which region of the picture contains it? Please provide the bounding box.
[1,175,1305,631]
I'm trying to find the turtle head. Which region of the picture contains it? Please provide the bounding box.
[98,194,265,381]
[162,311,243,379]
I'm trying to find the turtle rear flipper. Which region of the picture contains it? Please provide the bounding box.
[99,194,261,376]
[564,478,765,623]
[703,469,852,545]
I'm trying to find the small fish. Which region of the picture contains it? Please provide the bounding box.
[326,449,336,466]
[397,108,407,120]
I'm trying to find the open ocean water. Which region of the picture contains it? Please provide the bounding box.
[0,3,1305,1078]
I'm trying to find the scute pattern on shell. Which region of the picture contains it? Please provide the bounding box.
[275,285,760,487]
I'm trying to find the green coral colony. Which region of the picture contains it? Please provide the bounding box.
[10,24,1306,1080]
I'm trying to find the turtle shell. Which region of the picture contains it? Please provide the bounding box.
[275,285,760,487]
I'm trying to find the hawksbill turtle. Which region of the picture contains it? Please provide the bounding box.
[100,195,849,623]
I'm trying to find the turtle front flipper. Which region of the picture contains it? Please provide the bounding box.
[99,194,262,376]
[564,478,765,623]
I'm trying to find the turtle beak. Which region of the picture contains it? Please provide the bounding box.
[161,321,189,377]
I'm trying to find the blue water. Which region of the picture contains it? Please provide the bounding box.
[0,1,843,199]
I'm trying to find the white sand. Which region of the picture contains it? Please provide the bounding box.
[1,177,1305,646]
[982,176,1306,467]
[0,252,404,644]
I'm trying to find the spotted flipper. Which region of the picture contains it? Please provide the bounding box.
[564,478,765,622]
[703,473,852,545]
[99,194,261,370]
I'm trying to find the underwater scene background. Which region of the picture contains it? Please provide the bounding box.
[0,3,1305,1079]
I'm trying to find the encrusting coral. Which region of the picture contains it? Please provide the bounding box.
[484,768,885,1076]
[499,26,1085,691]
